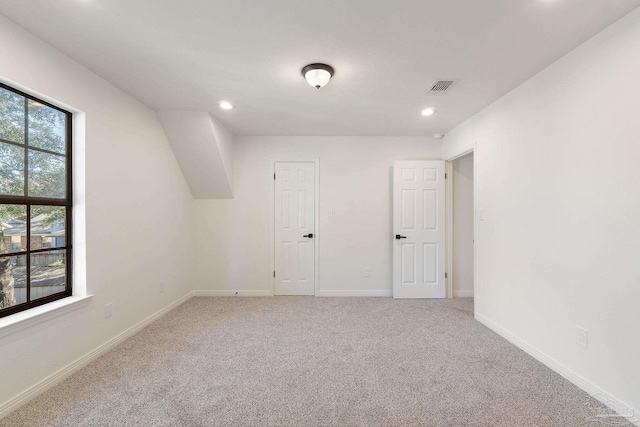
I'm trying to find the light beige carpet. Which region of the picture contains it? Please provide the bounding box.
[0,297,626,426]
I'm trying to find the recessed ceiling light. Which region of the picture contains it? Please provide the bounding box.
[433,133,445,139]
[219,101,234,110]
[421,108,436,116]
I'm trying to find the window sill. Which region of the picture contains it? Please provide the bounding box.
[0,294,94,339]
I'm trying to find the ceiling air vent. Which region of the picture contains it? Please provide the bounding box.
[426,79,457,95]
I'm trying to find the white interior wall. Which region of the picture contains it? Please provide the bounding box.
[443,8,640,414]
[157,111,234,198]
[210,115,234,190]
[452,154,474,297]
[194,136,441,296]
[0,15,194,410]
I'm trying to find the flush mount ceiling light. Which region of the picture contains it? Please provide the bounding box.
[219,101,234,110]
[301,63,334,89]
[421,107,436,116]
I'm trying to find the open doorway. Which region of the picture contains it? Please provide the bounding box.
[451,153,474,310]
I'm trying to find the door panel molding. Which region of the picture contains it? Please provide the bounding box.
[393,160,446,298]
[269,159,320,296]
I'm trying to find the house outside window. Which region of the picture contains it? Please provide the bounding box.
[0,82,72,317]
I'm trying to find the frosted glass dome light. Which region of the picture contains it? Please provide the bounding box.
[301,63,335,89]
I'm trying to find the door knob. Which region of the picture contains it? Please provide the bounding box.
[303,234,314,238]
[395,235,407,239]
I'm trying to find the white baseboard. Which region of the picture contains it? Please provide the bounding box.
[194,289,393,297]
[316,290,393,297]
[0,291,195,420]
[192,289,273,297]
[475,312,639,426]
[453,290,474,297]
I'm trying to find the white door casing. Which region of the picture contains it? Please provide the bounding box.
[274,162,315,295]
[393,160,446,298]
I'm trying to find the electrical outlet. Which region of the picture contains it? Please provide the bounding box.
[328,210,334,219]
[159,281,165,293]
[104,303,112,319]
[363,268,371,277]
[576,326,588,348]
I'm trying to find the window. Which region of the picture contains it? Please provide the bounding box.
[0,82,72,318]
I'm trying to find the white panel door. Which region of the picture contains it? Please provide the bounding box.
[393,161,446,298]
[274,162,315,295]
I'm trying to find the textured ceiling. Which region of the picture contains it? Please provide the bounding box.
[0,0,638,136]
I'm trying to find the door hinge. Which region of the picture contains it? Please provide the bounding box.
[274,173,276,180]
[445,272,448,279]
[273,271,276,278]
[445,173,447,179]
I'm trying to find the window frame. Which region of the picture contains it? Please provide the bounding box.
[0,81,73,318]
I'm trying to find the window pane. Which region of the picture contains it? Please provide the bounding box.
[1,204,27,253]
[30,206,65,250]
[28,150,65,199]
[30,250,66,301]
[0,87,25,144]
[0,254,26,310]
[28,101,66,154]
[0,142,25,196]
